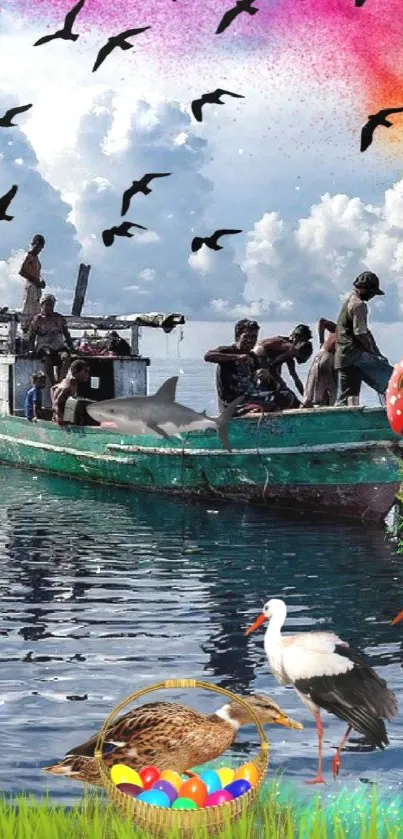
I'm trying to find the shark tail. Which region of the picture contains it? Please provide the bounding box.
[215,396,244,452]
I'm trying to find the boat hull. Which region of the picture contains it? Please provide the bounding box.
[0,407,401,523]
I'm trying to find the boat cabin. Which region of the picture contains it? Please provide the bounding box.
[0,310,185,420]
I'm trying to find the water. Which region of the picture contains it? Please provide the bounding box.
[0,360,401,803]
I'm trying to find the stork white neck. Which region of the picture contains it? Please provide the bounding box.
[264,599,287,647]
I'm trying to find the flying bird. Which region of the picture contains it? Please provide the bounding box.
[191,229,242,253]
[0,185,18,221]
[216,0,259,35]
[92,27,151,72]
[0,104,32,127]
[34,0,86,46]
[121,173,171,216]
[191,89,244,123]
[245,598,397,783]
[360,107,403,152]
[102,222,147,248]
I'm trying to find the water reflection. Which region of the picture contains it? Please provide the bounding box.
[0,468,402,800]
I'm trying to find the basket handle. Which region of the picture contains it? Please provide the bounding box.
[94,678,269,761]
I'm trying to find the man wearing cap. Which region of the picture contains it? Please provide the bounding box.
[334,271,393,406]
[28,294,74,386]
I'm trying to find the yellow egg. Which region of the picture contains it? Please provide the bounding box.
[216,767,235,787]
[110,764,144,788]
[233,762,259,786]
[159,770,183,792]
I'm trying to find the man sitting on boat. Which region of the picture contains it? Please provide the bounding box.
[28,294,74,387]
[204,319,288,414]
[334,272,393,406]
[252,324,313,409]
[51,359,91,425]
[303,318,337,408]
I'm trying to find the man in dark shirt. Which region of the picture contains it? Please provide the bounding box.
[204,318,294,413]
[334,272,393,405]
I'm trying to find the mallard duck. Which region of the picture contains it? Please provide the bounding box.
[43,693,302,786]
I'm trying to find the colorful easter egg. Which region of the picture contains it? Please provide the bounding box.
[205,789,233,808]
[216,767,234,787]
[116,782,143,798]
[171,797,199,810]
[151,779,178,803]
[233,762,259,786]
[139,765,160,789]
[159,770,183,792]
[179,777,207,807]
[110,764,144,788]
[137,789,171,808]
[224,779,251,799]
[386,362,403,435]
[199,769,221,795]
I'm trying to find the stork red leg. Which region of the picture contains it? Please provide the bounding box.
[332,725,352,780]
[305,711,326,784]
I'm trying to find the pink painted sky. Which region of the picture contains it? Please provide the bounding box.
[9,0,403,148]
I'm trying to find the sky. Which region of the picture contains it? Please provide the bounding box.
[1,0,403,344]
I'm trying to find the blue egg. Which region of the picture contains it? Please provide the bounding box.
[224,779,251,799]
[199,770,221,795]
[137,789,171,808]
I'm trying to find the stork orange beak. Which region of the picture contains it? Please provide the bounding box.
[244,613,266,635]
[391,609,403,626]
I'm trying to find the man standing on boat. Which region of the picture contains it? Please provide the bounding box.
[19,234,46,332]
[303,318,337,408]
[334,272,393,406]
[28,294,74,387]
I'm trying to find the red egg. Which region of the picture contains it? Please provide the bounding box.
[204,789,233,808]
[139,765,160,789]
[178,777,208,807]
[386,362,403,436]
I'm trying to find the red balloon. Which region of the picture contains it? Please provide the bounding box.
[139,765,160,789]
[386,362,403,436]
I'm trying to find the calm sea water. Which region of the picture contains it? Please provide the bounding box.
[0,360,400,803]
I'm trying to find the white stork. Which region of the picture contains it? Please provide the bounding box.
[245,598,397,784]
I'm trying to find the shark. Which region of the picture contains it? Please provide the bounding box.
[86,377,243,451]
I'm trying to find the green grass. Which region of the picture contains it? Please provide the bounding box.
[0,782,402,839]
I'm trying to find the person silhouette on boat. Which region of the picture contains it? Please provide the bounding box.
[303,318,337,408]
[28,294,74,386]
[252,324,313,409]
[334,272,393,406]
[19,234,46,333]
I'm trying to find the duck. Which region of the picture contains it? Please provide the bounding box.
[43,693,302,786]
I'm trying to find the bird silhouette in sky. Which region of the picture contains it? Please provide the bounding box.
[0,104,32,127]
[191,89,245,122]
[360,107,403,152]
[191,229,242,253]
[102,222,147,247]
[216,0,259,35]
[0,185,18,221]
[34,0,86,46]
[121,173,171,216]
[92,27,151,72]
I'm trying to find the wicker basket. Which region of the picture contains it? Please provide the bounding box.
[94,678,269,838]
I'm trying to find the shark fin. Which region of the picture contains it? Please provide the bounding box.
[147,421,172,440]
[153,377,178,402]
[215,395,244,452]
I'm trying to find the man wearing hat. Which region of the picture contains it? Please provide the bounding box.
[28,294,74,386]
[334,271,393,405]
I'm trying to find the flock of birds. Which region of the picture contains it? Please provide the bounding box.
[44,597,400,786]
[1,0,402,243]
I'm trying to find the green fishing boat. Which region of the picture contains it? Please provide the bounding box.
[0,310,401,525]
